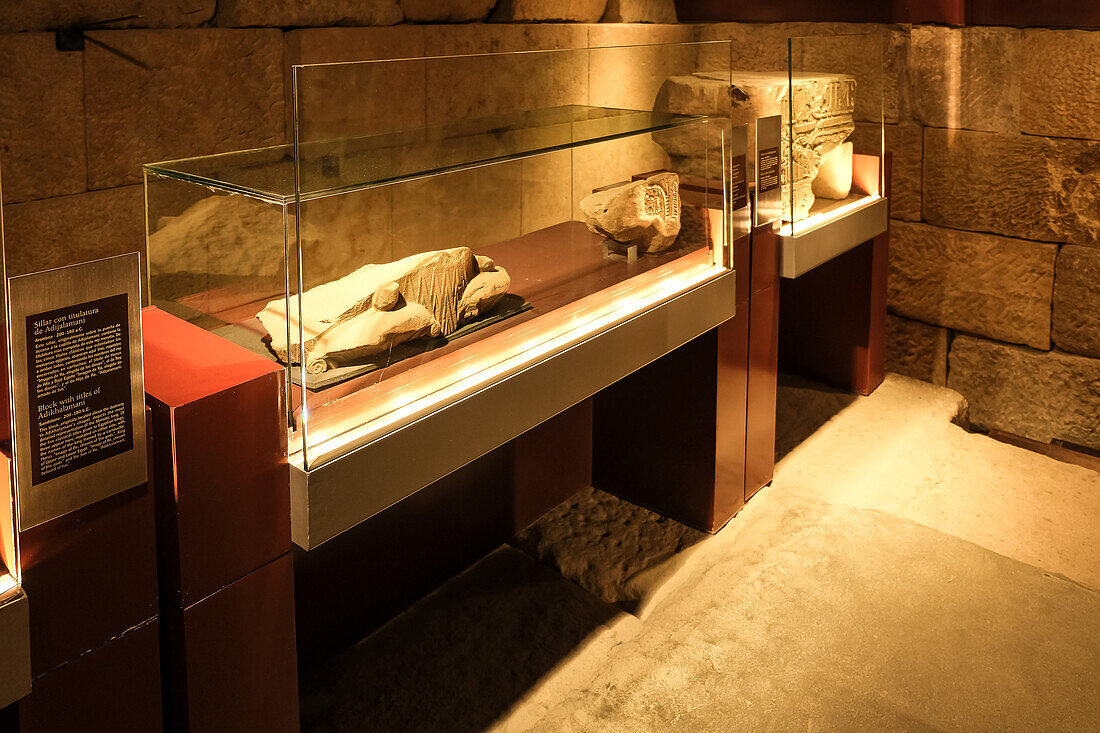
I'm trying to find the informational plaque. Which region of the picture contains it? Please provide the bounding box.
[728,124,751,242]
[755,115,783,227]
[7,253,146,529]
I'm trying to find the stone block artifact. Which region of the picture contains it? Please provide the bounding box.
[579,171,682,253]
[257,247,509,374]
[655,70,857,221]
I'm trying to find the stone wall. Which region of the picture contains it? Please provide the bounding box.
[896,26,1100,451]
[0,7,1096,449]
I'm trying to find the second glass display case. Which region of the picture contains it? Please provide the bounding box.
[145,42,743,477]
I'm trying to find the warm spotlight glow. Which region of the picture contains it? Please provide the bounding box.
[295,250,725,469]
[0,573,17,598]
[779,194,882,237]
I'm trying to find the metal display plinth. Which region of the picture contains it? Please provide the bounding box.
[778,196,888,279]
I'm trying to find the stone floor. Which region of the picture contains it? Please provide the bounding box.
[300,374,1100,732]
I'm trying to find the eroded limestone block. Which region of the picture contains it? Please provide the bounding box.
[888,221,1056,350]
[84,29,286,189]
[490,0,607,22]
[1021,30,1100,141]
[399,0,496,22]
[149,195,310,283]
[654,70,856,221]
[948,334,1100,451]
[257,246,509,373]
[215,0,403,26]
[600,0,677,23]
[579,172,681,253]
[885,313,949,386]
[923,128,1100,246]
[1052,245,1100,359]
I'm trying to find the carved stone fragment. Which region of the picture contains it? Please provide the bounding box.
[257,246,509,373]
[579,172,681,254]
[654,70,856,221]
[812,142,853,200]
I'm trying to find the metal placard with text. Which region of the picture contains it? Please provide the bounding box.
[7,253,146,529]
[755,115,783,227]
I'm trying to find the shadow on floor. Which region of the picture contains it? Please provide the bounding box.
[774,371,859,461]
[512,486,709,617]
[299,546,620,733]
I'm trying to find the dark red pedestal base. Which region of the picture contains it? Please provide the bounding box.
[143,307,298,732]
[6,411,161,732]
[593,228,779,532]
[12,619,162,733]
[294,399,593,672]
[161,554,298,733]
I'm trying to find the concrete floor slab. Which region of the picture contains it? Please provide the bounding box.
[774,374,1100,589]
[300,546,639,733]
[301,372,1100,731]
[501,495,1100,732]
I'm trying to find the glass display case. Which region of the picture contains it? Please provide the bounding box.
[656,32,885,236]
[0,157,31,709]
[145,42,745,486]
[785,32,885,237]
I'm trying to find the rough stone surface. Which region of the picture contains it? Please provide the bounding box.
[511,496,1100,732]
[0,0,214,31]
[285,25,425,65]
[259,247,508,372]
[148,191,309,284]
[656,70,855,221]
[84,29,285,189]
[424,34,589,123]
[886,313,949,385]
[923,128,1100,246]
[588,24,695,110]
[285,27,427,139]
[909,26,1019,134]
[400,0,497,22]
[698,22,907,124]
[948,335,1100,450]
[513,486,707,616]
[0,34,85,204]
[2,186,144,277]
[392,162,522,260]
[490,0,608,22]
[1052,245,1100,358]
[773,372,1100,589]
[423,22,589,55]
[579,172,681,253]
[888,221,1056,349]
[1020,30,1100,141]
[851,122,922,221]
[302,374,1100,731]
[600,0,677,23]
[148,185,394,314]
[215,0,402,27]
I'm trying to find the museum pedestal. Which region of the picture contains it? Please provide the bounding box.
[592,227,778,532]
[2,428,162,732]
[294,399,593,671]
[0,451,29,717]
[143,307,299,733]
[778,153,891,395]
[11,619,162,732]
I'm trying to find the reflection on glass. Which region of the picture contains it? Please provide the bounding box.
[785,33,886,235]
[145,43,744,470]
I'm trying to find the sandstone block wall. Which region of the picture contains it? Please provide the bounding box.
[0,8,1096,449]
[900,26,1100,451]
